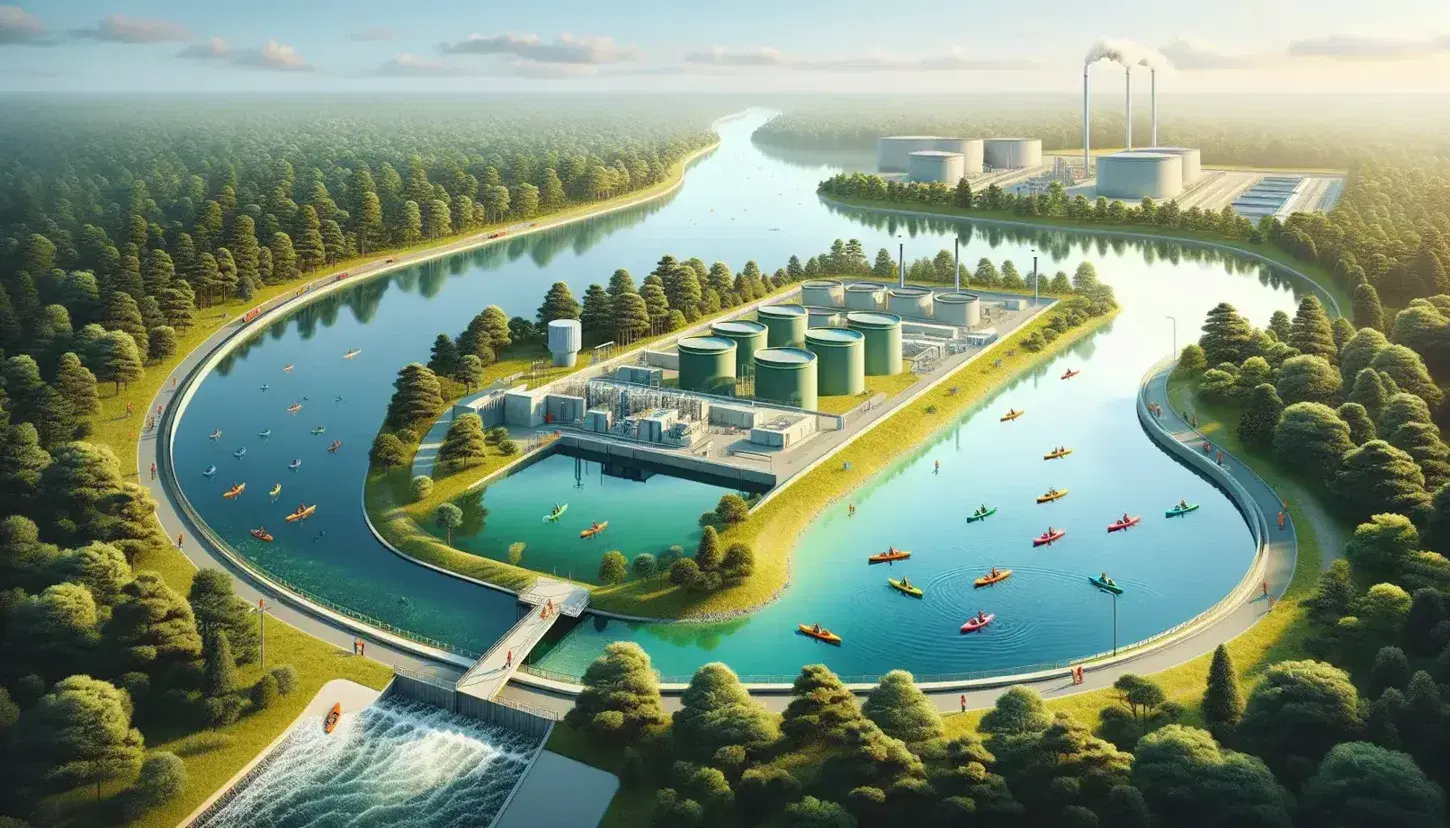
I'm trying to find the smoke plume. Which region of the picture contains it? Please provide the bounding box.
[1084,38,1169,69]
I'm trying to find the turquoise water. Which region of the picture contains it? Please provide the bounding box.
[174,108,1327,676]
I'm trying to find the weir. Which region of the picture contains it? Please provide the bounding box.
[455,578,589,702]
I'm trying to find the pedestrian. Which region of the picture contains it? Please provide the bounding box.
[176,533,184,549]
[1192,413,1198,428]
[1267,595,1275,611]
[156,404,163,416]
[126,401,133,415]
[150,462,157,480]
[959,693,966,713]
[1277,511,1285,530]
[506,650,513,668]
[1216,450,1224,466]
[171,376,177,390]
[1261,579,1269,597]
[358,640,365,657]
[352,638,358,655]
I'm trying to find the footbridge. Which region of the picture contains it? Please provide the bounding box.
[456,578,589,701]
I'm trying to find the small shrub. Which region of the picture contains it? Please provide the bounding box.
[203,695,244,728]
[1021,331,1046,352]
[394,428,419,445]
[120,752,187,820]
[250,673,280,710]
[713,494,750,526]
[599,550,628,584]
[497,439,518,456]
[508,542,526,566]
[484,426,508,445]
[924,404,938,414]
[410,475,434,501]
[670,557,701,586]
[269,664,298,695]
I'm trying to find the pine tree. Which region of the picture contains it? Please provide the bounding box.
[202,629,237,698]
[141,249,174,297]
[641,281,670,329]
[385,363,444,428]
[1202,644,1244,739]
[1349,368,1390,422]
[1288,295,1337,360]
[54,352,99,416]
[3,355,78,448]
[101,290,148,358]
[321,219,346,263]
[157,282,195,331]
[579,284,612,336]
[213,248,238,300]
[427,334,460,377]
[1199,302,1256,365]
[612,291,650,343]
[438,413,488,469]
[95,330,145,392]
[479,305,511,350]
[269,232,298,284]
[696,525,722,570]
[1354,283,1386,331]
[358,191,384,254]
[229,215,261,285]
[1238,383,1284,451]
[536,281,580,325]
[872,248,895,279]
[295,206,325,272]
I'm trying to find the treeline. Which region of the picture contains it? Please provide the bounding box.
[0,98,715,400]
[565,636,1441,828]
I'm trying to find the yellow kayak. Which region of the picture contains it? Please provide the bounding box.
[223,483,245,499]
[1043,447,1073,460]
[1000,409,1023,422]
[974,569,1013,587]
[1036,488,1068,503]
[889,578,923,598]
[797,624,842,645]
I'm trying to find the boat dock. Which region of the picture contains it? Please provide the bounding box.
[455,578,589,703]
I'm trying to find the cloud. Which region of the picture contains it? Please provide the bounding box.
[686,46,785,66]
[0,5,47,45]
[1158,39,1270,70]
[177,37,228,60]
[440,32,637,64]
[233,40,313,72]
[351,27,399,42]
[1287,34,1450,61]
[70,14,189,43]
[376,53,481,76]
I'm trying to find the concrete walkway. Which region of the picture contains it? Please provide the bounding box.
[457,580,589,702]
[491,751,618,828]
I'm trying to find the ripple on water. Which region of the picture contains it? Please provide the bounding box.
[197,697,540,828]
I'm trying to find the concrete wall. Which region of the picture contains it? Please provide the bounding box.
[642,350,679,370]
[387,672,557,740]
[555,433,777,490]
[504,388,544,427]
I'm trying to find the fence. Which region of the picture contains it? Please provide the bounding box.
[391,666,559,737]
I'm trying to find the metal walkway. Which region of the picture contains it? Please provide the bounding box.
[455,578,589,701]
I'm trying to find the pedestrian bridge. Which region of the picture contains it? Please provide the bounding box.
[455,578,589,701]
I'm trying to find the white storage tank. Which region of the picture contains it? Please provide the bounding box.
[907,151,965,183]
[933,292,980,327]
[801,279,845,308]
[547,319,582,367]
[1122,147,1202,185]
[877,135,946,172]
[983,138,1043,170]
[933,139,984,174]
[844,283,885,311]
[887,286,934,319]
[1096,152,1184,200]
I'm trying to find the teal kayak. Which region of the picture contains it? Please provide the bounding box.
[1165,503,1200,518]
[1089,575,1124,595]
[544,503,569,523]
[967,507,998,523]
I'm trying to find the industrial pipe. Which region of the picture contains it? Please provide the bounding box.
[1150,68,1158,148]
[1125,65,1132,151]
[1082,65,1090,175]
[953,238,960,291]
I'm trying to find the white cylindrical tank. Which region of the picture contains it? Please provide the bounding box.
[547,319,582,367]
[887,286,933,319]
[876,135,946,172]
[1095,152,1184,200]
[907,151,965,183]
[933,292,981,327]
[801,279,844,308]
[931,139,984,174]
[983,138,1043,170]
[1122,147,1202,185]
[844,283,885,311]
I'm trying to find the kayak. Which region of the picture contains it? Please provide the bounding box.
[233,447,247,458]
[974,569,1012,587]
[868,550,911,563]
[287,403,302,414]
[888,578,923,598]
[258,429,272,438]
[283,364,294,373]
[797,624,843,645]
[203,465,217,478]
[344,349,362,359]
[269,484,282,498]
[260,384,269,391]
[323,703,341,734]
[328,440,342,452]
[223,483,245,499]
[1036,488,1068,503]
[289,459,302,470]
[1000,409,1023,422]
[1043,447,1073,460]
[1166,503,1200,518]
[961,613,996,632]
[285,504,317,522]
[209,429,223,440]
[1033,529,1066,547]
[544,504,569,522]
[311,426,326,435]
[250,528,273,542]
[1108,515,1141,532]
[1061,369,1080,380]
[1089,576,1124,595]
[967,507,997,522]
[580,521,608,538]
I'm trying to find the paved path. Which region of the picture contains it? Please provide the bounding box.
[457,580,589,702]
[492,751,619,828]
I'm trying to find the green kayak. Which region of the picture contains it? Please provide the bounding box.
[1089,575,1124,595]
[1165,503,1200,518]
[967,507,998,523]
[889,578,923,598]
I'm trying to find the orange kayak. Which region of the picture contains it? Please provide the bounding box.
[223,483,246,499]
[285,504,316,522]
[868,549,911,564]
[1061,369,1079,380]
[250,528,273,542]
[974,569,1012,587]
[1000,409,1023,422]
[323,702,341,734]
[797,624,842,645]
[580,521,608,538]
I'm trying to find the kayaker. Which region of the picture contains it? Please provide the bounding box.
[989,567,999,578]
[979,504,987,514]
[1178,499,1188,510]
[976,610,987,623]
[900,576,912,589]
[1121,513,1130,524]
[812,623,823,635]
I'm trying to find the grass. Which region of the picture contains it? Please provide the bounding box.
[814,362,921,415]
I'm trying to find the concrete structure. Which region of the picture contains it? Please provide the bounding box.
[753,347,819,411]
[907,150,965,183]
[709,403,761,429]
[933,292,981,327]
[455,578,588,703]
[1123,147,1202,185]
[750,413,818,448]
[710,320,768,376]
[676,336,737,395]
[808,310,843,329]
[887,286,934,320]
[545,394,585,424]
[615,365,663,386]
[878,136,984,174]
[504,388,545,427]
[847,311,904,376]
[1095,152,1184,200]
[584,408,612,433]
[757,304,809,347]
[546,319,582,367]
[937,138,985,174]
[844,283,885,311]
[805,327,866,396]
[984,138,1043,170]
[802,279,845,308]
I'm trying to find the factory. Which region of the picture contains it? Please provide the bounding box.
[878,134,1040,183]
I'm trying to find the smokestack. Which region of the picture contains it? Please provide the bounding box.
[954,238,960,291]
[1125,65,1132,151]
[1082,65,1090,176]
[1150,67,1158,147]
[898,243,904,288]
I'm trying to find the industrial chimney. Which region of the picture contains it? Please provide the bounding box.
[1150,67,1158,148]
[1124,65,1132,151]
[1082,65,1090,175]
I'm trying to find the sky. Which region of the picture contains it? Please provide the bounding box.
[2,0,1449,95]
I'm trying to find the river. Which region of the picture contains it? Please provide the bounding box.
[173,109,1326,678]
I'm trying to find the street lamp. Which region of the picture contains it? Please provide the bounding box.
[255,598,271,670]
[1165,316,1177,356]
[1031,249,1039,305]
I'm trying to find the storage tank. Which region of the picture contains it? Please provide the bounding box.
[1095,152,1184,200]
[546,319,582,367]
[710,320,768,376]
[844,283,885,311]
[907,151,965,183]
[753,348,818,411]
[886,286,933,320]
[983,138,1043,170]
[933,292,981,327]
[847,312,904,376]
[876,135,946,172]
[801,279,845,308]
[1122,147,1202,185]
[933,139,984,174]
[805,328,866,396]
[677,336,738,395]
[757,305,809,347]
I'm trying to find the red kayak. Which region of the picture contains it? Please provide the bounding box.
[1033,529,1066,547]
[961,613,996,632]
[1107,516,1141,532]
[1061,369,1080,380]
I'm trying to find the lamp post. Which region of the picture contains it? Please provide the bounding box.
[1111,591,1118,656]
[1165,315,1177,356]
[1031,249,1039,305]
[256,598,270,670]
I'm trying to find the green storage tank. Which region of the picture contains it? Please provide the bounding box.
[710,320,768,376]
[847,312,903,376]
[754,348,818,411]
[677,336,738,395]
[805,327,865,397]
[757,305,809,348]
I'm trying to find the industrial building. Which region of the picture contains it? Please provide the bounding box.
[676,336,737,395]
[753,348,819,411]
[710,320,768,376]
[984,139,1043,170]
[546,319,581,367]
[756,305,808,348]
[907,151,965,183]
[805,328,866,396]
[846,312,904,376]
[877,136,984,174]
[1095,152,1184,200]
